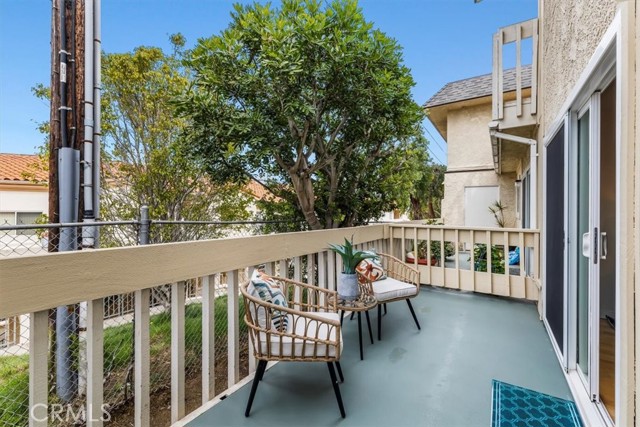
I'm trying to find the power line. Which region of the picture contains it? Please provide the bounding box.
[427,146,444,165]
[423,125,446,154]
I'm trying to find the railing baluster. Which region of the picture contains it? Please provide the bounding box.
[202,274,216,404]
[318,251,327,306]
[504,231,511,296]
[516,24,522,117]
[171,282,186,423]
[398,227,407,259]
[307,254,315,285]
[426,227,432,285]
[265,261,275,276]
[454,229,460,289]
[327,251,336,291]
[86,298,104,427]
[227,270,240,387]
[486,231,493,293]
[279,259,288,279]
[470,230,476,291]
[29,310,48,427]
[134,289,150,427]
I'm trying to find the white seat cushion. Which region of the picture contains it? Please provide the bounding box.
[372,277,417,301]
[258,312,343,358]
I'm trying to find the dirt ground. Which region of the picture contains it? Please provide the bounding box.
[105,354,249,427]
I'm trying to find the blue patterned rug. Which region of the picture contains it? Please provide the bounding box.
[491,380,583,427]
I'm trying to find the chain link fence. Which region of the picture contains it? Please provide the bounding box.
[0,215,302,426]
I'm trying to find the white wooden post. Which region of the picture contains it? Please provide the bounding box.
[134,289,150,427]
[470,230,476,290]
[413,228,418,269]
[29,310,48,427]
[327,251,336,292]
[318,251,327,306]
[264,262,275,276]
[227,270,240,387]
[171,282,185,423]
[202,274,216,404]
[293,256,303,306]
[279,260,288,279]
[86,298,104,427]
[293,256,302,281]
[486,231,493,293]
[504,231,511,296]
[516,24,522,117]
[306,254,315,286]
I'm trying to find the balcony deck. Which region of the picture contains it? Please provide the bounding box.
[186,286,571,427]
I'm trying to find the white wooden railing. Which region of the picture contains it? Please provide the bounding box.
[492,18,538,121]
[389,224,541,303]
[0,225,388,427]
[0,223,541,426]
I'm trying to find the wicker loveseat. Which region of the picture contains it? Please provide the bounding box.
[240,276,346,418]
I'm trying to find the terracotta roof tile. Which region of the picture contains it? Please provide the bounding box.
[244,180,275,200]
[0,153,48,182]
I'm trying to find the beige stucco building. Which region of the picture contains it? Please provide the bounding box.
[427,1,640,425]
[425,69,532,229]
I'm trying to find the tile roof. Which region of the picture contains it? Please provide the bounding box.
[244,180,276,201]
[425,65,532,108]
[0,153,48,182]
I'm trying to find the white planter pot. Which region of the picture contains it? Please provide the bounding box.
[338,273,359,301]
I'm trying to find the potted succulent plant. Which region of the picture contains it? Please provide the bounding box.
[329,237,377,301]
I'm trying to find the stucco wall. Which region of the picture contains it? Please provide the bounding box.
[540,0,618,134]
[446,103,494,170]
[0,189,48,213]
[442,170,517,228]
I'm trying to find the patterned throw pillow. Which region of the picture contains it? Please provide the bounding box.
[248,271,289,332]
[356,251,387,282]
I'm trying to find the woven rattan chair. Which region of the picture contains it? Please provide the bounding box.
[357,253,421,340]
[241,276,345,418]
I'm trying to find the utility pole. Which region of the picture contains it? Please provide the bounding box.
[51,0,85,402]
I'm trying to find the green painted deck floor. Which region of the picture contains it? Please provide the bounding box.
[189,287,571,427]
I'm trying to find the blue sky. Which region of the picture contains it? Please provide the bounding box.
[0,0,536,165]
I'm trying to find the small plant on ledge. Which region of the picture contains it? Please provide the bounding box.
[329,237,377,300]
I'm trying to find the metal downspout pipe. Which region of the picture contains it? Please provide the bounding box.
[93,0,102,238]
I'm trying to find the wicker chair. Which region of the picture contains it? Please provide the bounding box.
[241,276,345,418]
[357,253,421,340]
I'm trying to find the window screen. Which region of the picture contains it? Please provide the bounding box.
[545,125,565,354]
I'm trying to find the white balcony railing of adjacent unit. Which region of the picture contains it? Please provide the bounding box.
[492,18,539,123]
[0,223,540,427]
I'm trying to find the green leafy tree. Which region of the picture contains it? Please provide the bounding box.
[178,0,427,230]
[31,36,253,245]
[410,163,445,220]
[101,36,253,244]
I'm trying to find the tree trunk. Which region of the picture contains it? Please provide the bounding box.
[409,195,422,220]
[427,199,435,219]
[290,170,323,230]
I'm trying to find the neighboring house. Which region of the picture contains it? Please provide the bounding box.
[0,154,48,257]
[435,3,638,425]
[0,153,48,228]
[425,66,533,229]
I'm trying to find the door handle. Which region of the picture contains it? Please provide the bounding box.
[601,232,608,260]
[582,232,590,258]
